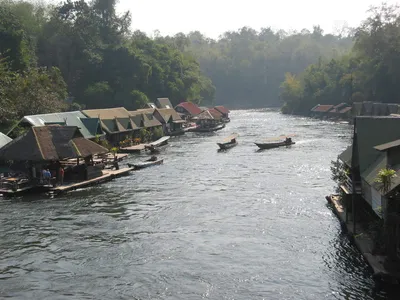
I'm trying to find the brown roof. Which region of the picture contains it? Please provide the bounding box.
[208,108,223,120]
[311,105,334,112]
[129,111,162,128]
[136,108,156,114]
[156,108,184,123]
[82,107,131,119]
[192,110,214,120]
[175,102,202,115]
[0,126,108,161]
[214,106,230,114]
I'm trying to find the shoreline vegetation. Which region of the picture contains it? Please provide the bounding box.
[4,1,399,132]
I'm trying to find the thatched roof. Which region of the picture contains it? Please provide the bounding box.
[129,110,162,128]
[155,108,185,123]
[0,126,108,161]
[192,110,214,120]
[82,107,131,119]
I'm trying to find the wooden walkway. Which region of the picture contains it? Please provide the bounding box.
[50,167,133,194]
[119,144,146,153]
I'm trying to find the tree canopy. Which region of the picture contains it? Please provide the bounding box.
[280,4,400,115]
[1,0,398,128]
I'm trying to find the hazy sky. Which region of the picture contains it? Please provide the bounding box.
[115,0,396,38]
[46,0,397,39]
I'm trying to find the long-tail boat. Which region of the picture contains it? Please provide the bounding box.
[255,135,296,150]
[128,157,164,170]
[217,133,238,150]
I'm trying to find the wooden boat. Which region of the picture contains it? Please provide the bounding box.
[128,157,164,170]
[192,123,226,133]
[217,133,238,150]
[0,177,52,196]
[255,135,295,150]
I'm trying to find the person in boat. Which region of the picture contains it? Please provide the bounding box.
[149,156,157,162]
[285,137,292,144]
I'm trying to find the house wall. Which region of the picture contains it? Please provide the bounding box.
[388,147,400,166]
[361,179,383,218]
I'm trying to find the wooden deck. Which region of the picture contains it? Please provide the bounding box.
[119,144,146,153]
[50,167,133,194]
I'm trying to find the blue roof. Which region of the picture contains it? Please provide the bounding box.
[9,111,103,139]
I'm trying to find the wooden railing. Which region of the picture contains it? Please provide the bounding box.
[343,174,362,194]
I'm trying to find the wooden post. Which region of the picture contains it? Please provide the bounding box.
[352,172,356,234]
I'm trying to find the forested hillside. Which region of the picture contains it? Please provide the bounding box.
[0,0,214,130]
[157,27,353,108]
[280,4,400,115]
[2,0,395,128]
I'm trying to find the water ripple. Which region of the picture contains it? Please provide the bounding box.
[1,111,399,299]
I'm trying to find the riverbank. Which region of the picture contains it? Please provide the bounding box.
[326,194,400,284]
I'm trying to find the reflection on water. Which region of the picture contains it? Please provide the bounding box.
[0,110,399,299]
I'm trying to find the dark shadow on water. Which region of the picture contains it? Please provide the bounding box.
[324,221,400,300]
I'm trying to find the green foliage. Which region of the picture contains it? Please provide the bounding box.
[330,158,348,193]
[152,126,163,139]
[280,4,400,114]
[375,168,397,195]
[139,128,151,143]
[131,90,149,109]
[175,27,353,108]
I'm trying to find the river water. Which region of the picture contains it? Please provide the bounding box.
[0,110,399,299]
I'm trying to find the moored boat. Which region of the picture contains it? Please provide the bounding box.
[255,135,295,150]
[217,133,238,150]
[128,157,164,170]
[192,123,226,133]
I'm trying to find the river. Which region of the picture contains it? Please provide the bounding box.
[0,110,399,299]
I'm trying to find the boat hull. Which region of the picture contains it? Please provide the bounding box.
[128,159,164,170]
[193,124,226,132]
[255,142,295,149]
[217,142,238,150]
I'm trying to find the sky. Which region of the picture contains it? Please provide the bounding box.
[47,0,397,39]
[115,0,397,38]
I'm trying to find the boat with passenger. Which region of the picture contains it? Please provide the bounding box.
[217,133,238,150]
[255,135,295,150]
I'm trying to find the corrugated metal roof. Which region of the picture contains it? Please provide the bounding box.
[214,105,230,114]
[175,102,202,115]
[208,108,223,120]
[0,132,12,149]
[0,126,108,161]
[11,111,102,139]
